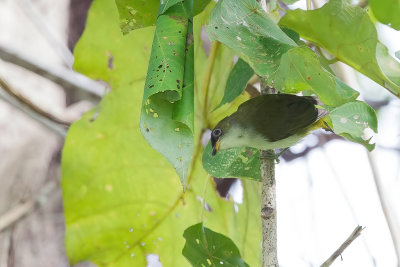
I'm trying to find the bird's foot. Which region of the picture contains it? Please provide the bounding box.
[259,148,289,164]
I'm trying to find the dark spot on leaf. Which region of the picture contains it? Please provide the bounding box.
[215,26,218,29]
[107,54,114,70]
[158,65,162,68]
[178,31,181,33]
[176,80,180,83]
[149,85,154,88]
[146,128,150,132]
[177,85,180,89]
[247,150,253,157]
[90,112,99,122]
[307,76,311,80]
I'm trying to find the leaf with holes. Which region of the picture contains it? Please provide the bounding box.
[115,0,211,34]
[182,223,249,267]
[206,0,297,77]
[140,0,194,187]
[279,0,400,97]
[202,142,260,181]
[271,46,359,106]
[327,101,378,151]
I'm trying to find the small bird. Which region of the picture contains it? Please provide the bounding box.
[210,94,330,156]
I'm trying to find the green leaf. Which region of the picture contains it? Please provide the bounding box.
[63,1,262,266]
[206,0,297,76]
[369,0,400,30]
[271,46,359,106]
[279,0,400,98]
[115,0,210,34]
[115,0,158,34]
[182,223,249,267]
[328,101,378,151]
[216,58,254,108]
[202,143,260,181]
[140,1,194,187]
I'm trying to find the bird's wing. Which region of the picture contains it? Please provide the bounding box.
[236,94,320,141]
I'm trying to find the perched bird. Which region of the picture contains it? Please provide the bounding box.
[210,94,330,156]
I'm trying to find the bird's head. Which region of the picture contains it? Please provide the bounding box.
[210,118,232,157]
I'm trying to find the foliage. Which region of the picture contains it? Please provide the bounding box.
[182,223,249,266]
[61,0,396,266]
[63,1,260,266]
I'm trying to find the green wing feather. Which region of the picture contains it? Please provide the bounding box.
[233,94,320,141]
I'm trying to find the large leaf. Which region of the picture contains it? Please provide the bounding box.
[327,101,378,151]
[271,46,359,106]
[369,0,400,30]
[115,0,211,34]
[140,1,194,187]
[63,1,261,267]
[279,0,400,98]
[182,223,249,267]
[217,58,255,108]
[206,0,297,76]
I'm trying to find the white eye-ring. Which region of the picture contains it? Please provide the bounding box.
[213,128,222,137]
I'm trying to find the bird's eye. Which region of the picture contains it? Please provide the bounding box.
[213,128,222,137]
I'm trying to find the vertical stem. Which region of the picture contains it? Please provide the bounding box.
[257,1,278,265]
[260,150,278,267]
[260,78,278,267]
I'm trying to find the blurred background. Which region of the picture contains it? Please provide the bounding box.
[0,0,399,266]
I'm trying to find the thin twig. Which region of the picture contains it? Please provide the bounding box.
[0,77,68,137]
[0,45,105,101]
[367,151,400,264]
[16,0,74,67]
[320,226,364,267]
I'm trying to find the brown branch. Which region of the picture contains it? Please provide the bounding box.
[320,226,364,267]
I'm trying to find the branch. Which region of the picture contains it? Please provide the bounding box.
[257,1,278,266]
[0,45,105,101]
[320,226,364,267]
[0,78,68,137]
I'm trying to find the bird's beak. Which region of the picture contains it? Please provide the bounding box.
[212,139,220,157]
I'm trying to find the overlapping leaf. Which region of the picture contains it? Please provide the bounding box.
[206,0,297,76]
[115,0,211,34]
[183,223,249,267]
[202,143,260,181]
[327,101,378,151]
[216,58,254,108]
[271,46,359,106]
[62,1,261,266]
[140,0,194,187]
[369,0,400,30]
[279,0,400,98]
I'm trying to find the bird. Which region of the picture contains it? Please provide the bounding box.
[210,93,330,157]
